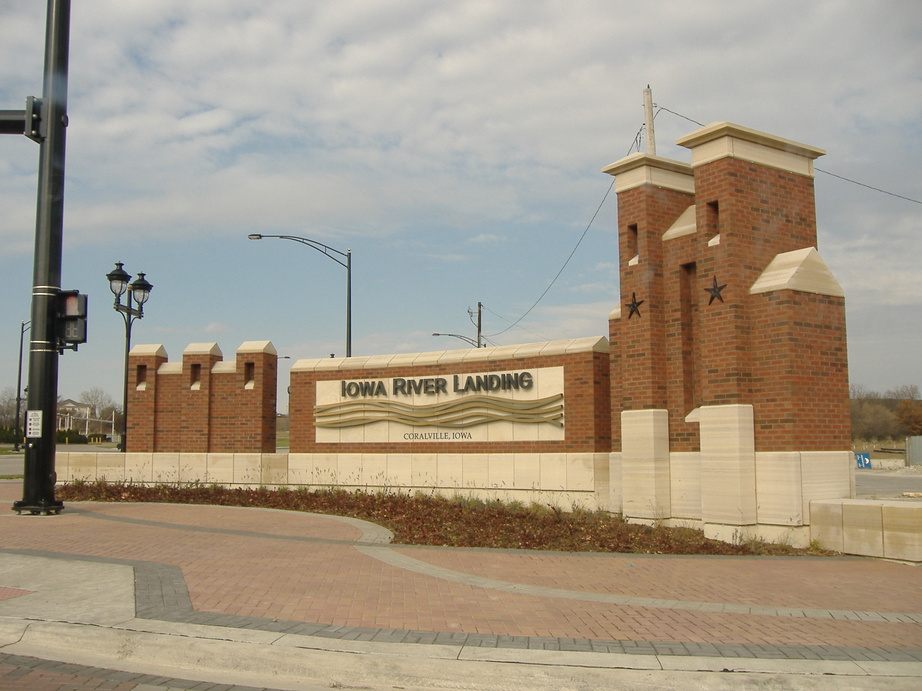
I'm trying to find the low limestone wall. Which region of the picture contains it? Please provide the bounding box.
[56,451,611,511]
[810,499,922,563]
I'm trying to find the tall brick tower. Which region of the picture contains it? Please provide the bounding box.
[604,122,851,545]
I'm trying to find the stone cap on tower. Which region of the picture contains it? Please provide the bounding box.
[676,122,825,177]
[601,152,694,194]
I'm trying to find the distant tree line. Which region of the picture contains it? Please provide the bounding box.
[850,384,922,441]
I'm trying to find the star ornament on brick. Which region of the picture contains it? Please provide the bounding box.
[626,292,644,319]
[704,276,727,305]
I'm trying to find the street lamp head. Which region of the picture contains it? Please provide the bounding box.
[247,234,263,240]
[106,262,131,298]
[130,272,153,306]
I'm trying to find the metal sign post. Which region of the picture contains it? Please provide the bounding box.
[1,0,72,515]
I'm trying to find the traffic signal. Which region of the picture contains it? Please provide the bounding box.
[57,289,87,346]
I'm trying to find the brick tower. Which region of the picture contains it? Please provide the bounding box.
[604,122,851,544]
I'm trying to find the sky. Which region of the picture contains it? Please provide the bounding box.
[1,0,920,413]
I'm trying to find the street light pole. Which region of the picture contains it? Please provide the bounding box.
[13,321,31,452]
[11,0,72,516]
[248,234,352,357]
[106,262,152,452]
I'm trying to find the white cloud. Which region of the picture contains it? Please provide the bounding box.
[2,0,921,400]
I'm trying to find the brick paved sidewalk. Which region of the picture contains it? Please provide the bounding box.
[1,480,921,687]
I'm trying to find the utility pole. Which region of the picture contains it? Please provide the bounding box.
[643,85,656,155]
[0,0,73,515]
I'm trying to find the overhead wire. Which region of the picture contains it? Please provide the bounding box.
[483,123,644,340]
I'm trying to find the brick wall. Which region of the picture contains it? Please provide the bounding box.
[290,339,610,455]
[605,122,850,455]
[127,341,277,453]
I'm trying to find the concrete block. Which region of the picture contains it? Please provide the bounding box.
[462,454,489,488]
[287,453,315,485]
[809,500,844,552]
[260,453,289,485]
[436,453,463,488]
[336,454,363,486]
[384,454,413,487]
[842,500,884,558]
[513,453,540,490]
[359,454,387,487]
[755,452,803,525]
[566,453,595,492]
[882,501,922,562]
[800,451,851,519]
[592,453,611,511]
[410,454,437,486]
[669,452,700,520]
[97,453,125,483]
[311,454,340,486]
[539,453,567,490]
[487,453,515,489]
[698,404,756,525]
[67,452,98,482]
[621,409,670,520]
[151,453,180,484]
[608,452,622,514]
[233,454,261,484]
[124,453,153,483]
[178,453,207,483]
[206,453,234,484]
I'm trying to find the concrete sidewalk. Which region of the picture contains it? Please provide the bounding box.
[0,480,920,690]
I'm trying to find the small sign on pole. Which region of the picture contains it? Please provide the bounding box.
[855,452,871,469]
[26,410,43,438]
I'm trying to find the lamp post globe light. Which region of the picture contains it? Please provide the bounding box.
[248,234,352,357]
[107,262,152,451]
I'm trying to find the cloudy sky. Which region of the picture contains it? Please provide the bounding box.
[1,0,920,412]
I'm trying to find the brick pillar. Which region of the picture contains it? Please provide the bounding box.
[676,122,825,407]
[602,154,695,521]
[180,343,223,452]
[749,248,850,450]
[602,154,695,412]
[126,344,168,452]
[233,341,278,452]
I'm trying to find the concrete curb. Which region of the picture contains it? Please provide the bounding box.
[3,618,921,691]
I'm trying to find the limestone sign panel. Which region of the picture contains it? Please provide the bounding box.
[314,367,565,443]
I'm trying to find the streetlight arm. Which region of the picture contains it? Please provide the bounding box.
[249,233,350,269]
[432,332,480,348]
[248,233,352,357]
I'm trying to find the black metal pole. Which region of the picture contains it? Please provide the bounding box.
[119,294,134,452]
[14,0,70,515]
[13,322,30,453]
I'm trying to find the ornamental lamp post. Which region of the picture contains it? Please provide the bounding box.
[107,262,152,451]
[248,233,352,357]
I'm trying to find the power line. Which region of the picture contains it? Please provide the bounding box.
[815,168,921,205]
[484,179,614,339]
[655,106,920,204]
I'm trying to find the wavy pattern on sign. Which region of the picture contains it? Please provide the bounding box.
[314,394,564,429]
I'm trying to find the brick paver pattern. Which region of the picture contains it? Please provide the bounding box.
[2,488,921,667]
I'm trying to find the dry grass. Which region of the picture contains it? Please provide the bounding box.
[57,481,834,557]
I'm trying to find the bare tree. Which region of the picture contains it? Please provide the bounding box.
[79,387,118,436]
[885,384,920,401]
[0,386,16,427]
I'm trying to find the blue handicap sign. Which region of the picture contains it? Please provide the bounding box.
[855,453,871,469]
